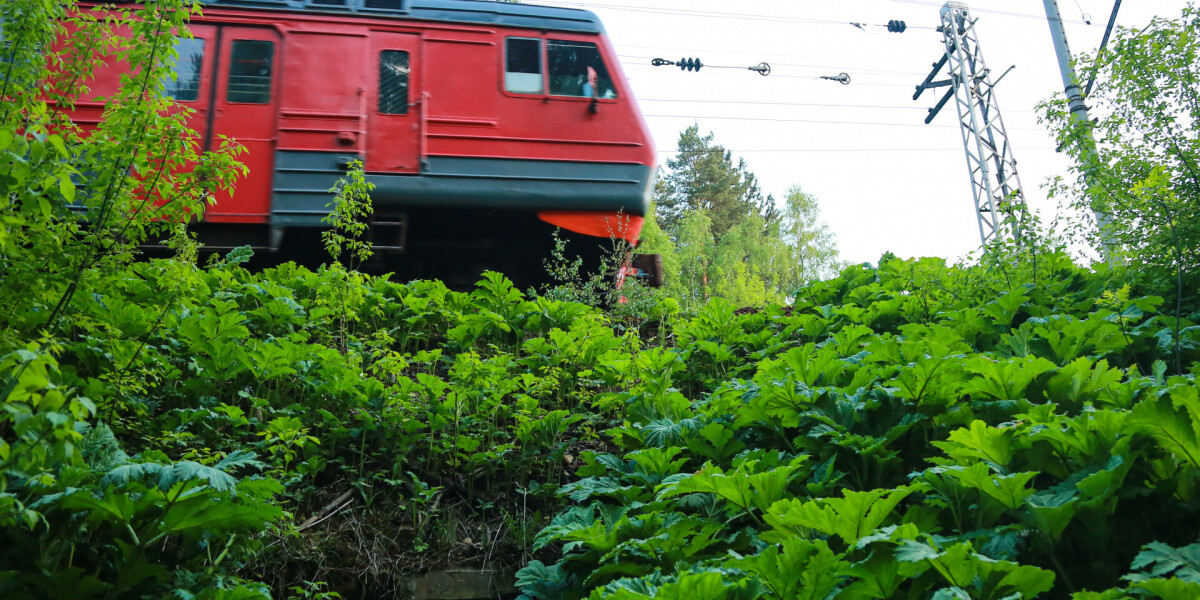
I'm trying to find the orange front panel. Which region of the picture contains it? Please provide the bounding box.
[537,211,644,243]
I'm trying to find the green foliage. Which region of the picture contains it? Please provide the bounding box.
[648,130,841,312]
[322,160,375,269]
[1041,5,1200,373]
[655,125,774,237]
[519,241,1200,600]
[5,4,1200,599]
[0,0,242,347]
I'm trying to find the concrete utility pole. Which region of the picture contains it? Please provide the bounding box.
[1042,0,1118,260]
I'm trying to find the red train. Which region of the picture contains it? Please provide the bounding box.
[73,0,657,286]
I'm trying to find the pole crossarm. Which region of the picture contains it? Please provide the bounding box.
[915,2,1027,246]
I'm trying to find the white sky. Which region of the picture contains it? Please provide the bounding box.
[533,0,1187,265]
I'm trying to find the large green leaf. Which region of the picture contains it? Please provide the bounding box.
[1130,578,1200,600]
[963,356,1057,402]
[934,420,1018,470]
[763,487,914,546]
[1126,541,1200,583]
[1124,395,1200,469]
[659,458,806,515]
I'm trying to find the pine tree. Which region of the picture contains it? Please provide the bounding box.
[655,125,775,238]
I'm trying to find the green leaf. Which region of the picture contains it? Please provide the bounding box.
[963,356,1056,402]
[215,450,263,472]
[1127,541,1200,583]
[763,486,914,546]
[58,175,76,203]
[989,560,1056,598]
[1045,357,1123,407]
[660,458,806,515]
[930,589,971,600]
[647,572,730,600]
[934,420,1018,470]
[102,461,237,494]
[845,546,928,598]
[1024,490,1078,542]
[941,463,1038,510]
[59,491,137,524]
[224,245,255,266]
[728,538,848,600]
[895,539,942,564]
[1124,395,1200,470]
[1131,578,1200,600]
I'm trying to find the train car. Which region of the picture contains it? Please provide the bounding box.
[72,0,657,286]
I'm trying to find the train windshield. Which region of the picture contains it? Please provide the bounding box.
[547,40,615,99]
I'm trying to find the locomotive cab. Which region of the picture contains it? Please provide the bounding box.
[72,0,657,286]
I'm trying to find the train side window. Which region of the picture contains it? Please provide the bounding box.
[504,37,542,94]
[164,38,205,102]
[227,40,274,104]
[548,40,616,98]
[378,50,409,115]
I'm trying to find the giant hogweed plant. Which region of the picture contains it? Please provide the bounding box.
[5,233,659,596]
[518,242,1200,600]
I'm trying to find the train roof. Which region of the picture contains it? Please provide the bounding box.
[193,0,606,34]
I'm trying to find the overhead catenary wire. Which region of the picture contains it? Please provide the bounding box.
[1084,0,1123,97]
[618,43,928,68]
[643,113,1048,131]
[532,0,939,31]
[885,0,1097,25]
[617,53,930,77]
[659,146,1053,154]
[636,97,1039,113]
[540,0,1097,29]
[1070,0,1093,23]
[649,57,772,75]
[624,63,921,86]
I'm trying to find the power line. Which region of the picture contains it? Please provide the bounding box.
[641,98,924,110]
[617,53,929,77]
[643,113,1048,131]
[659,147,1052,154]
[636,97,1039,113]
[885,0,1097,25]
[623,64,921,85]
[1084,0,1122,97]
[617,43,926,68]
[542,0,1096,29]
[534,0,939,31]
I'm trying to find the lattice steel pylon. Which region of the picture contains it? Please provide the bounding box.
[915,1,1026,245]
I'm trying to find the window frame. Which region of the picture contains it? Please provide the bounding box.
[545,38,618,100]
[500,34,620,103]
[377,48,411,115]
[502,36,544,96]
[164,37,206,103]
[225,39,276,105]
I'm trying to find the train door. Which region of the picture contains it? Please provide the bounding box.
[204,26,281,223]
[366,32,421,174]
